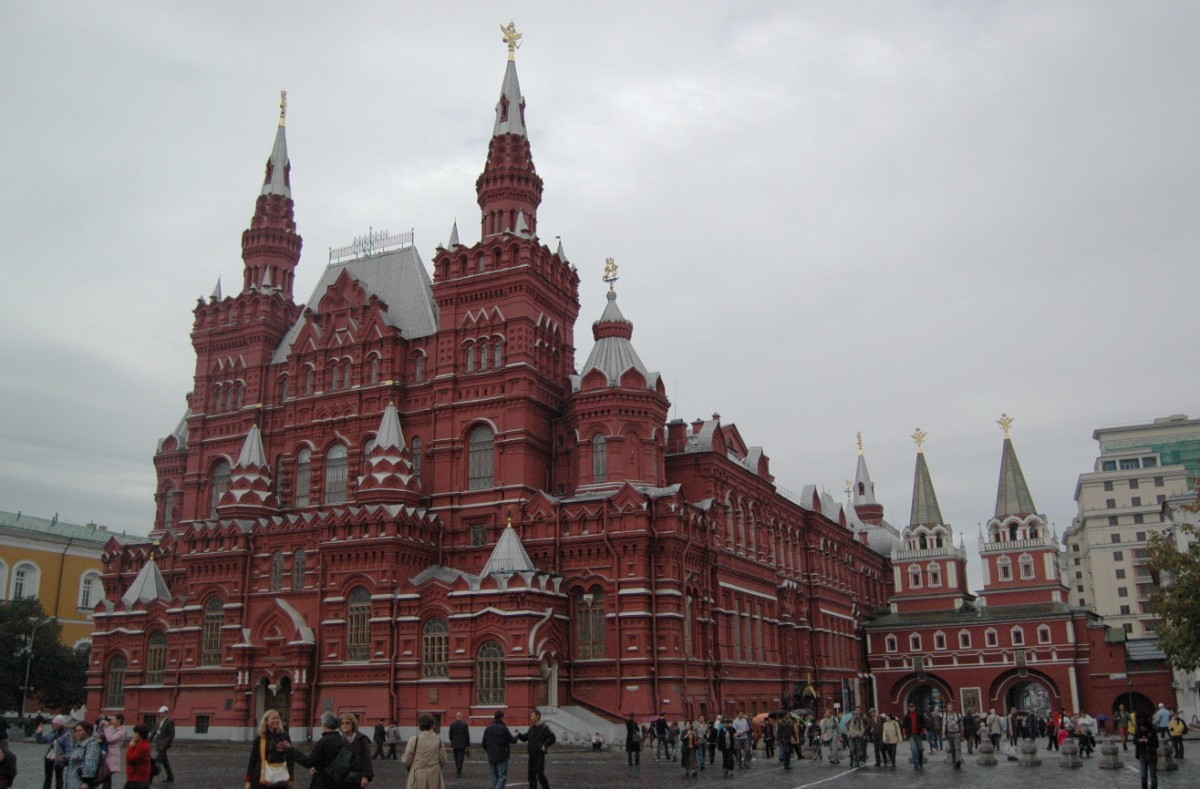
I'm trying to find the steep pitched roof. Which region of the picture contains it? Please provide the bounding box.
[121,558,172,607]
[853,452,877,506]
[572,291,661,391]
[994,437,1038,517]
[493,58,527,137]
[909,450,945,527]
[261,121,291,198]
[236,424,267,467]
[480,523,536,575]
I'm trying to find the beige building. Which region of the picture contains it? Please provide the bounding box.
[1063,414,1200,638]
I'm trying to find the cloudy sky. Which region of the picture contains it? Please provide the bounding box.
[2,2,1197,586]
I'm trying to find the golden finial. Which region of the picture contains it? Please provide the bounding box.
[911,428,927,452]
[845,480,853,499]
[602,257,619,293]
[997,413,1014,438]
[500,21,522,61]
[856,431,864,455]
[278,90,287,127]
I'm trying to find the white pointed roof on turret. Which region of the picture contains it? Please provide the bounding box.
[492,58,527,137]
[236,424,267,467]
[261,99,291,197]
[555,239,567,262]
[447,221,460,250]
[514,211,530,236]
[211,277,223,301]
[481,521,536,576]
[375,402,406,451]
[853,453,877,506]
[121,558,171,607]
[572,290,662,392]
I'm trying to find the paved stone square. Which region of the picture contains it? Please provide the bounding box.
[9,737,1195,789]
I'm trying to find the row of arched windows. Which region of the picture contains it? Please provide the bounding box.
[278,351,428,403]
[269,550,307,592]
[104,631,168,708]
[907,562,943,589]
[211,380,245,413]
[464,337,505,373]
[0,560,42,601]
[883,623,1053,653]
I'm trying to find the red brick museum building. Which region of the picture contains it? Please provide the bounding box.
[87,34,1173,739]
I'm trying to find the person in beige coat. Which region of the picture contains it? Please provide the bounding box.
[401,714,447,789]
[880,713,903,767]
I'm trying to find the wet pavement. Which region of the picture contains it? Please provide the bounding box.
[8,736,1195,789]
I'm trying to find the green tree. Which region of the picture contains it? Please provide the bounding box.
[1148,519,1200,672]
[0,598,89,713]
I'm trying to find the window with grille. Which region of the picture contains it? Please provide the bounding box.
[422,618,449,677]
[575,589,606,659]
[592,434,607,482]
[476,640,506,705]
[210,459,231,517]
[201,597,224,665]
[146,632,167,684]
[270,552,285,592]
[80,573,100,609]
[325,444,349,504]
[347,587,371,661]
[296,449,312,506]
[468,425,495,489]
[293,550,306,589]
[106,655,127,708]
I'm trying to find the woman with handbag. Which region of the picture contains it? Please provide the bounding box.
[245,710,294,789]
[401,713,446,789]
[67,722,103,789]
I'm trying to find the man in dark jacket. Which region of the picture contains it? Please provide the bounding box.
[371,721,386,759]
[516,709,556,789]
[481,710,517,789]
[153,706,176,782]
[286,712,341,789]
[900,703,927,770]
[624,714,641,766]
[448,712,471,777]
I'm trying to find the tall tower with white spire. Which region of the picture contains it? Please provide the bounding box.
[889,429,972,613]
[851,432,884,526]
[978,414,1068,606]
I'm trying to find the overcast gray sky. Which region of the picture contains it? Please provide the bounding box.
[2,2,1197,588]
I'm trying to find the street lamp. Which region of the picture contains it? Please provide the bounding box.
[20,616,55,722]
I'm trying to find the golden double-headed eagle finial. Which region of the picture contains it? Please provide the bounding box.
[602,257,619,293]
[911,428,927,452]
[997,412,1014,438]
[501,21,522,61]
[856,431,864,455]
[278,90,287,127]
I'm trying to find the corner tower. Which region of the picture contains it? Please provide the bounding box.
[978,415,1068,606]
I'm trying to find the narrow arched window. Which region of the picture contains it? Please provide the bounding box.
[162,487,176,528]
[1019,554,1035,579]
[304,366,315,395]
[79,572,102,610]
[210,459,231,517]
[201,597,224,665]
[592,434,607,482]
[494,340,503,368]
[342,359,354,388]
[413,353,425,383]
[295,448,312,507]
[145,632,167,684]
[468,425,494,490]
[12,563,38,599]
[466,345,476,373]
[279,375,290,402]
[347,586,371,661]
[106,655,127,708]
[422,617,449,678]
[575,588,606,659]
[270,551,285,592]
[476,640,505,704]
[324,444,348,504]
[369,355,380,384]
[293,550,306,589]
[411,436,423,488]
[330,362,340,390]
[479,342,489,370]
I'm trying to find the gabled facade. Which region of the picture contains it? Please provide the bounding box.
[86,34,890,740]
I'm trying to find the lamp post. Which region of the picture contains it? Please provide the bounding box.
[20,616,55,721]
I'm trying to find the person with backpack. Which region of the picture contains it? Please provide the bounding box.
[36,714,72,789]
[123,725,152,789]
[1168,712,1186,759]
[942,701,963,770]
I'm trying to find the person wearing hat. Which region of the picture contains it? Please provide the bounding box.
[152,707,175,782]
[481,711,517,789]
[37,714,73,789]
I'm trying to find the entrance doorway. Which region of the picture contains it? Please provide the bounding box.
[1006,681,1051,718]
[905,684,944,713]
[256,676,293,726]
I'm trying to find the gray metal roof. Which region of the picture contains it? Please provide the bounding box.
[994,437,1038,517]
[121,559,172,607]
[157,408,190,452]
[572,291,661,392]
[261,124,291,197]
[481,523,537,575]
[273,245,439,363]
[853,453,877,505]
[375,402,406,450]
[866,601,1076,628]
[1126,637,1168,661]
[236,425,266,467]
[909,451,945,527]
[492,59,527,137]
[0,509,114,545]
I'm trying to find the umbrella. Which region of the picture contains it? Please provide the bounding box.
[752,712,771,724]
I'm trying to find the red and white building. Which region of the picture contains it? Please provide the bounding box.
[86,36,894,739]
[864,423,1175,720]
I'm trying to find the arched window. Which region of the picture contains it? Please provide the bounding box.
[575,588,606,660]
[329,361,340,391]
[927,562,942,587]
[959,630,972,649]
[478,342,489,370]
[295,448,312,507]
[270,552,285,592]
[468,425,495,490]
[210,459,231,517]
[422,617,449,678]
[162,487,176,529]
[369,355,381,384]
[12,562,39,599]
[145,632,167,684]
[413,353,425,383]
[346,586,371,661]
[997,556,1013,581]
[476,640,506,704]
[466,344,476,373]
[934,631,947,650]
[885,635,898,653]
[324,444,349,503]
[304,366,315,396]
[279,374,290,402]
[342,359,353,388]
[274,456,288,507]
[592,434,607,483]
[106,655,127,708]
[985,628,998,648]
[493,340,503,368]
[1011,626,1025,646]
[411,437,422,488]
[908,566,922,589]
[1037,624,1051,644]
[293,550,307,589]
[201,597,224,665]
[909,633,922,652]
[1019,553,1035,579]
[79,571,102,610]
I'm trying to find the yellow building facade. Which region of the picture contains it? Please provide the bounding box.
[0,510,121,647]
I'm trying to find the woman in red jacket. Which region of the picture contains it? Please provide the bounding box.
[124,725,153,789]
